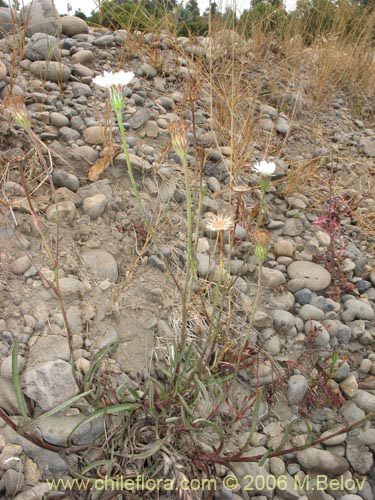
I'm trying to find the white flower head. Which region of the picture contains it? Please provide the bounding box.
[253,160,276,177]
[93,70,134,112]
[93,70,135,89]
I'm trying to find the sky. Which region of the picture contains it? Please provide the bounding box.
[54,0,297,17]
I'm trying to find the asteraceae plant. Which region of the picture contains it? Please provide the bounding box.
[253,228,271,263]
[93,70,134,113]
[253,160,276,177]
[205,213,235,233]
[253,160,276,228]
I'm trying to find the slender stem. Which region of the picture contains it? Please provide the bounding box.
[256,179,268,229]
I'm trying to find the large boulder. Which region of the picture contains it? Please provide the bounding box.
[60,15,89,37]
[20,0,61,37]
[0,7,18,38]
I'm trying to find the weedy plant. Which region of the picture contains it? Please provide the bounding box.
[1,1,375,499]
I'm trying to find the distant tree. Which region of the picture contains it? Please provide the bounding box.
[203,1,218,16]
[185,0,200,20]
[74,9,87,19]
[0,0,8,7]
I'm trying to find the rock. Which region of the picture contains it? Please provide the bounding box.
[46,201,76,223]
[59,126,80,142]
[28,335,70,364]
[320,426,347,445]
[52,169,79,192]
[57,277,85,298]
[22,359,79,411]
[82,250,118,282]
[21,0,62,36]
[287,374,308,404]
[276,116,289,135]
[339,374,358,397]
[0,376,20,414]
[60,16,89,36]
[294,288,312,304]
[29,61,71,83]
[83,125,105,145]
[37,414,104,446]
[296,448,349,474]
[3,469,25,496]
[10,255,31,275]
[287,261,331,292]
[342,299,375,321]
[50,112,69,128]
[1,354,25,379]
[128,108,151,129]
[66,306,82,334]
[360,137,375,157]
[283,218,304,236]
[352,389,375,413]
[260,267,286,288]
[273,310,295,332]
[304,320,330,346]
[0,7,16,37]
[71,50,95,65]
[24,34,59,61]
[346,436,373,474]
[273,239,294,257]
[259,328,281,354]
[82,193,107,219]
[299,304,324,321]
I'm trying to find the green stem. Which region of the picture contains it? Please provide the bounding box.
[256,179,269,229]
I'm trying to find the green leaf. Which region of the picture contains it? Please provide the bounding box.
[19,390,94,431]
[12,339,29,421]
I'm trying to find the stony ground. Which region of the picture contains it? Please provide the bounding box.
[0,5,375,500]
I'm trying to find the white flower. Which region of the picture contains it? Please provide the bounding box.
[93,70,135,89]
[253,160,276,176]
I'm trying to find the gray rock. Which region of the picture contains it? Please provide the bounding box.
[296,448,349,474]
[66,306,82,334]
[360,137,375,157]
[276,116,289,135]
[287,261,331,291]
[50,112,69,128]
[10,255,32,275]
[38,414,104,446]
[60,15,89,36]
[30,61,71,83]
[93,34,116,46]
[28,335,69,364]
[72,49,95,65]
[113,153,152,174]
[273,309,295,332]
[82,193,107,219]
[77,179,113,200]
[3,469,24,496]
[341,400,365,425]
[59,126,80,142]
[0,7,16,37]
[24,34,59,61]
[294,288,312,304]
[304,320,330,346]
[71,81,91,97]
[83,125,105,145]
[75,145,98,164]
[0,376,20,414]
[346,436,373,474]
[259,117,273,132]
[259,328,281,354]
[137,62,157,78]
[1,355,25,379]
[299,304,324,321]
[352,389,375,413]
[57,277,85,298]
[46,200,76,223]
[273,239,294,257]
[282,217,304,236]
[128,108,151,129]
[22,359,79,411]
[260,267,286,288]
[82,250,118,282]
[52,169,79,191]
[21,0,62,36]
[287,374,308,404]
[196,252,217,280]
[342,299,374,321]
[92,324,119,349]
